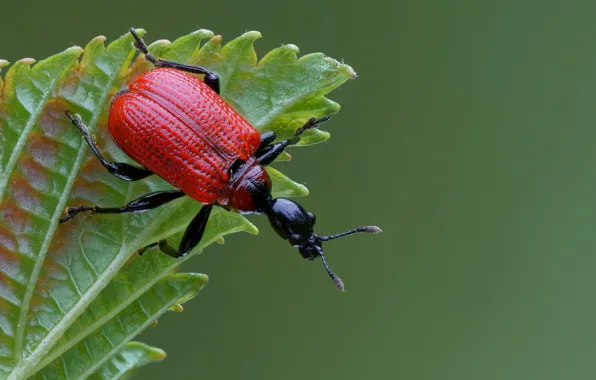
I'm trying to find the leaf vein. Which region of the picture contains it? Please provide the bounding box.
[0,65,68,203]
[10,49,136,379]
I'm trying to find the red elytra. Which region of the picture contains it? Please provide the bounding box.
[109,68,263,208]
[61,28,381,291]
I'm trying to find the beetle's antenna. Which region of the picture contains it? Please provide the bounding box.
[319,226,382,241]
[320,252,344,291]
[129,27,157,65]
[317,226,381,290]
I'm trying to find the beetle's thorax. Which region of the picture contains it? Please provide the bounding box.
[217,157,272,213]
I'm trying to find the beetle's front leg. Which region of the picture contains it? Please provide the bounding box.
[256,116,330,166]
[257,131,276,152]
[65,110,153,181]
[139,204,214,258]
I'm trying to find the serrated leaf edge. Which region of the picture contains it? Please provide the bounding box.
[253,54,355,129]
[7,32,141,380]
[74,273,204,379]
[28,210,254,375]
[93,342,166,380]
[7,48,85,365]
[111,342,166,378]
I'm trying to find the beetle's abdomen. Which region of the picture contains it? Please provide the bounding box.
[108,68,261,203]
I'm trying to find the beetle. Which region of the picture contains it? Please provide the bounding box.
[60,28,381,290]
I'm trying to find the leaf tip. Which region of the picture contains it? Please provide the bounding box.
[298,129,331,145]
[284,44,300,53]
[63,45,84,59]
[127,342,167,361]
[166,273,209,304]
[0,59,9,68]
[329,99,341,113]
[324,56,357,79]
[197,273,209,285]
[190,29,215,40]
[17,57,36,65]
[242,30,263,41]
[172,272,210,287]
[152,39,171,46]
[246,221,260,235]
[169,303,184,312]
[65,45,84,57]
[148,39,172,56]
[131,28,147,38]
[348,66,357,79]
[343,63,357,79]
[296,183,309,196]
[145,346,167,361]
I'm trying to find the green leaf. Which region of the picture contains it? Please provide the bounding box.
[27,208,248,377]
[198,32,353,145]
[88,342,166,380]
[30,274,206,379]
[267,167,309,197]
[0,28,354,379]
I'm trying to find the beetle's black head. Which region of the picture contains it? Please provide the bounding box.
[265,198,382,291]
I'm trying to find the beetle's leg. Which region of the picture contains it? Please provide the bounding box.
[139,204,214,258]
[256,116,330,166]
[257,131,276,152]
[129,28,158,64]
[60,190,185,223]
[65,110,153,181]
[129,28,220,94]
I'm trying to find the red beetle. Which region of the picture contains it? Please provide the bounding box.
[61,28,381,290]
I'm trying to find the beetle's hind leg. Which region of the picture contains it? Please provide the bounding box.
[129,28,220,94]
[256,116,330,166]
[60,190,185,223]
[65,110,153,181]
[138,204,214,258]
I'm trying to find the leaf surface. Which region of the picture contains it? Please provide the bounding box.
[87,342,166,380]
[0,28,354,379]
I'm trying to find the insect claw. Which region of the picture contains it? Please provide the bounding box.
[60,207,77,223]
[316,115,331,124]
[59,214,72,223]
[138,241,160,256]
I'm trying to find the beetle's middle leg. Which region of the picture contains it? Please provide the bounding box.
[138,204,214,258]
[65,110,153,181]
[60,190,185,223]
[129,28,220,94]
[256,116,330,166]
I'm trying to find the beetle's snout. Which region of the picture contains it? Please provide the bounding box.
[298,240,323,261]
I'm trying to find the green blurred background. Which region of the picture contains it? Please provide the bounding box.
[4,0,596,379]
